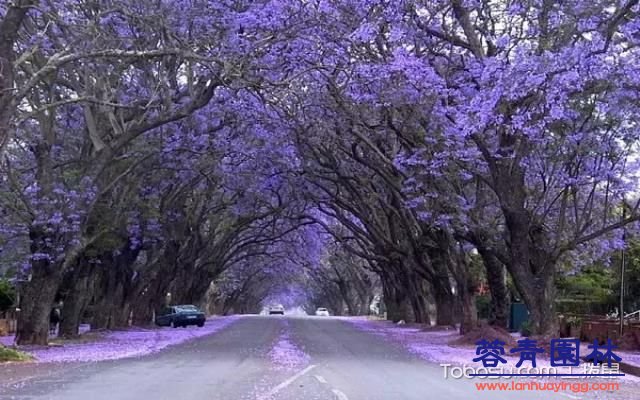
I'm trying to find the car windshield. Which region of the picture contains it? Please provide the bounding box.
[318,308,327,311]
[175,305,198,312]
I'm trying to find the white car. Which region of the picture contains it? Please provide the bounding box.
[315,307,330,316]
[269,305,285,315]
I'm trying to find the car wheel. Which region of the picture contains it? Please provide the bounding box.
[172,321,179,328]
[197,322,204,327]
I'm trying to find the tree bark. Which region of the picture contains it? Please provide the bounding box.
[459,289,477,335]
[456,270,478,334]
[487,137,559,336]
[477,246,509,328]
[406,275,430,324]
[16,227,66,345]
[432,276,456,326]
[517,267,558,335]
[16,266,63,345]
[382,277,413,322]
[59,265,97,337]
[0,0,35,152]
[131,296,156,326]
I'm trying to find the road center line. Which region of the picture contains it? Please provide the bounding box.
[264,364,317,397]
[332,388,349,400]
[314,374,328,384]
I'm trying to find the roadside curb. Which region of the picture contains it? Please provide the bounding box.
[619,361,640,377]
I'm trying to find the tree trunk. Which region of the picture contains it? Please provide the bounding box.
[459,293,477,334]
[131,297,155,326]
[59,266,96,338]
[337,280,356,315]
[492,151,558,336]
[433,276,456,326]
[16,266,63,345]
[477,246,509,328]
[382,278,413,322]
[458,279,478,334]
[0,1,35,153]
[406,276,430,324]
[518,270,557,335]
[111,302,131,328]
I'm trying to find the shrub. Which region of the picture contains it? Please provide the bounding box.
[0,347,32,362]
[0,279,15,312]
[520,320,533,337]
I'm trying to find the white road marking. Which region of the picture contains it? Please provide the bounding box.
[314,374,328,384]
[264,364,317,397]
[332,388,349,400]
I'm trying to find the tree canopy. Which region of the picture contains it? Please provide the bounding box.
[1,0,639,344]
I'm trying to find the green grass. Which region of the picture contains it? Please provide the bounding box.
[0,346,32,362]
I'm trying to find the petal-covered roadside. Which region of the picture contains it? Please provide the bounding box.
[345,318,640,385]
[0,316,239,363]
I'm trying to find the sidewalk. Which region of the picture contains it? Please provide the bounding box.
[0,316,239,363]
[0,324,92,347]
[345,318,640,383]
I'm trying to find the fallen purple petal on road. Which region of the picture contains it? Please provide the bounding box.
[268,320,309,371]
[346,318,640,384]
[345,318,474,366]
[4,316,240,363]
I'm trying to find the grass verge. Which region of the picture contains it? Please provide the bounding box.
[0,346,33,362]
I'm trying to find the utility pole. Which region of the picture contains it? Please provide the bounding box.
[620,205,627,338]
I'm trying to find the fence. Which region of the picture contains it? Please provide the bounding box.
[0,310,17,336]
[563,313,640,345]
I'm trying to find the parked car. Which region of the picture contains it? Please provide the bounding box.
[155,305,206,328]
[315,307,330,316]
[269,305,285,315]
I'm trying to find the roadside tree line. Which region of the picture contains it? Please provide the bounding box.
[1,0,640,344]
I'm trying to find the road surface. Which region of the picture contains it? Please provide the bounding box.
[0,316,618,399]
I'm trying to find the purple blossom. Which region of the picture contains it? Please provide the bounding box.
[268,320,310,371]
[4,317,240,363]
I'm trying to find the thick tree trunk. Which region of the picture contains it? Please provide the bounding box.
[91,305,110,330]
[111,302,131,328]
[16,266,63,345]
[130,277,166,326]
[518,270,557,335]
[0,1,35,153]
[382,278,413,322]
[459,293,477,334]
[406,276,430,324]
[503,211,558,335]
[337,280,356,315]
[458,280,478,334]
[491,151,558,336]
[88,241,142,329]
[131,297,156,326]
[477,247,509,328]
[433,276,456,326]
[91,282,126,329]
[59,266,96,337]
[16,226,68,345]
[176,269,214,306]
[222,297,236,315]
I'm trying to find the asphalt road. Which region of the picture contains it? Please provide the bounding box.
[0,316,607,400]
